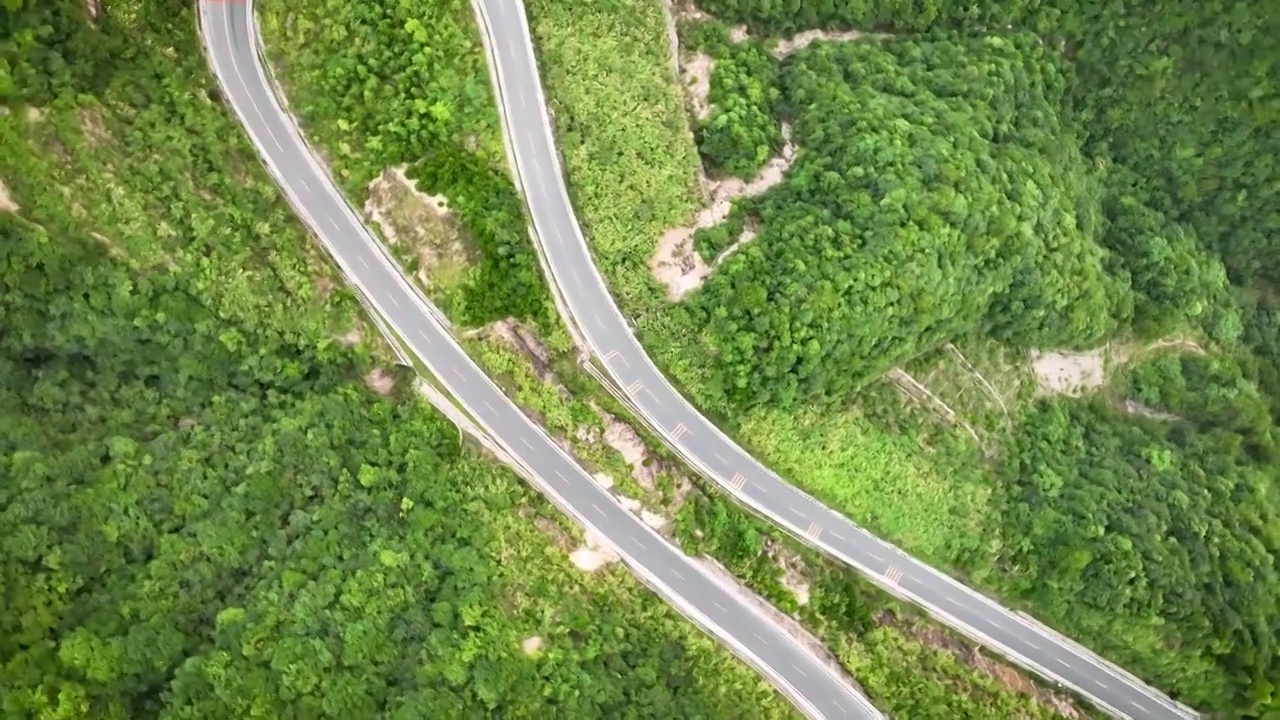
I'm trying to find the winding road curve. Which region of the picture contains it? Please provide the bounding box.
[197,1,883,718]
[471,0,1200,718]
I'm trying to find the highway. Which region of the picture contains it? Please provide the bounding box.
[470,0,1200,718]
[197,1,883,718]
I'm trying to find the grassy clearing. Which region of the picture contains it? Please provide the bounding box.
[738,400,994,566]
[522,0,726,395]
[363,166,479,299]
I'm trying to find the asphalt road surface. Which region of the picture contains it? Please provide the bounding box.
[198,1,885,718]
[471,0,1200,718]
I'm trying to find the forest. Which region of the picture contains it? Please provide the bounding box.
[665,0,1279,716]
[255,0,1120,714]
[8,0,1278,715]
[0,0,802,717]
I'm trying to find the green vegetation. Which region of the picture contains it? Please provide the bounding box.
[687,33,1126,409]
[517,0,1280,715]
[462,322,1092,720]
[997,352,1278,708]
[0,1,814,717]
[251,0,1113,711]
[696,39,782,178]
[257,0,546,327]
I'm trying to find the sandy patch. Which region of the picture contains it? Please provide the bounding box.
[89,231,127,259]
[363,367,396,396]
[1031,337,1204,398]
[0,180,19,213]
[570,530,620,572]
[683,53,716,122]
[363,166,475,292]
[771,29,894,59]
[640,509,668,531]
[334,325,363,348]
[650,125,796,300]
[1029,349,1107,397]
[521,636,544,655]
[78,107,110,146]
[1119,399,1182,422]
[594,405,663,490]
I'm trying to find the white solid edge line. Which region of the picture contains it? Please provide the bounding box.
[199,3,875,718]
[470,1,1198,718]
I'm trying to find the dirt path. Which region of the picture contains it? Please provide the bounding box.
[650,124,796,300]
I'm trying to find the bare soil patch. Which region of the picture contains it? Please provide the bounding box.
[363,367,396,396]
[650,124,796,300]
[771,29,894,58]
[1029,348,1108,397]
[1030,336,1205,398]
[78,107,110,146]
[570,530,621,572]
[363,166,477,293]
[683,53,716,122]
[0,180,19,213]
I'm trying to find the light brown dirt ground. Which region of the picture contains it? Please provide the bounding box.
[650,124,796,300]
[0,180,18,212]
[363,166,477,293]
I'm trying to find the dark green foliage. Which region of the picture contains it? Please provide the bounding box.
[688,33,1123,410]
[408,145,546,324]
[1100,170,1232,341]
[0,2,798,718]
[691,0,1280,293]
[997,353,1280,713]
[258,0,547,326]
[680,1,1280,715]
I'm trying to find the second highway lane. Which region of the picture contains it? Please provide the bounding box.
[472,0,1199,718]
[199,1,884,718]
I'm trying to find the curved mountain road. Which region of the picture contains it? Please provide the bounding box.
[471,0,1200,719]
[197,1,883,718]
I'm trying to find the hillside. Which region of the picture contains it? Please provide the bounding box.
[513,0,1280,715]
[236,0,1126,715]
[0,1,801,717]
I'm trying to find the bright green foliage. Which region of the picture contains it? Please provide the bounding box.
[0,1,803,718]
[687,34,1123,409]
[997,353,1280,713]
[692,0,1280,293]
[697,40,783,178]
[257,0,545,326]
[692,203,750,263]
